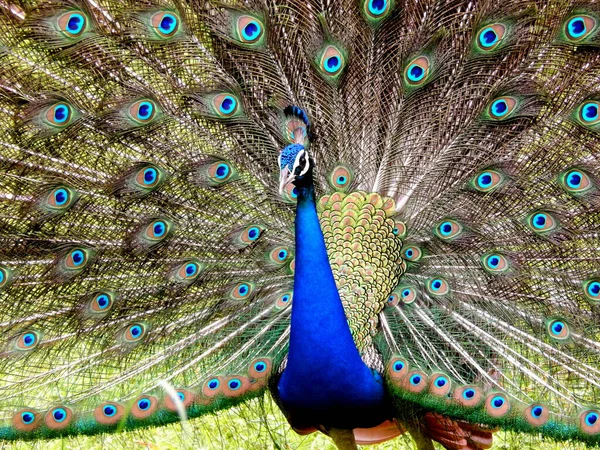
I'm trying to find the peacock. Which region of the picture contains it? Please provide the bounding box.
[1,0,600,448]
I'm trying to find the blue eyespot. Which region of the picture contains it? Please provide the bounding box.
[463,388,476,399]
[435,377,447,387]
[21,412,35,424]
[178,392,185,401]
[491,99,508,117]
[215,163,230,179]
[582,102,599,122]
[23,333,36,346]
[238,284,249,296]
[491,396,505,408]
[281,294,290,303]
[325,56,342,73]
[242,21,261,41]
[53,104,69,124]
[153,221,166,237]
[71,249,84,266]
[278,250,288,260]
[368,0,387,15]
[432,280,442,290]
[219,96,237,115]
[551,321,564,334]
[228,379,241,390]
[336,175,347,185]
[247,227,260,241]
[568,17,587,38]
[532,213,547,229]
[137,101,154,121]
[66,13,85,35]
[405,249,413,258]
[159,14,177,34]
[407,64,425,82]
[185,263,197,277]
[410,374,422,386]
[479,27,498,47]
[143,168,157,185]
[393,361,404,372]
[565,171,582,188]
[208,378,220,390]
[586,412,599,426]
[53,188,68,206]
[52,408,67,422]
[96,294,110,309]
[137,398,151,410]
[477,172,493,188]
[254,362,266,372]
[103,405,116,417]
[532,406,543,418]
[130,325,142,338]
[587,281,600,298]
[439,221,453,236]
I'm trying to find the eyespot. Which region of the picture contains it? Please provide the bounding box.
[401,370,428,393]
[472,169,505,192]
[581,410,600,434]
[45,406,73,429]
[319,45,346,77]
[476,24,506,50]
[281,182,299,203]
[527,211,558,234]
[249,358,272,379]
[145,219,172,241]
[565,15,597,41]
[434,219,463,241]
[236,224,265,246]
[275,291,292,309]
[426,277,449,296]
[44,102,75,127]
[12,409,41,432]
[402,245,422,262]
[89,291,115,314]
[267,246,291,267]
[454,386,482,407]
[559,168,593,195]
[15,331,41,351]
[120,322,149,343]
[579,101,600,125]
[202,377,224,397]
[229,281,255,300]
[429,374,451,396]
[151,12,180,38]
[488,96,517,119]
[583,278,600,304]
[163,388,194,411]
[128,99,157,124]
[392,220,407,239]
[386,290,400,307]
[0,265,14,291]
[404,56,430,86]
[546,319,570,341]
[131,395,158,419]
[213,94,239,117]
[484,393,511,417]
[57,11,87,38]
[134,164,167,191]
[481,253,510,274]
[94,402,125,425]
[223,376,250,397]
[64,247,94,270]
[175,259,204,283]
[364,0,390,19]
[522,403,550,426]
[328,165,353,191]
[387,357,409,380]
[236,15,264,44]
[45,186,78,212]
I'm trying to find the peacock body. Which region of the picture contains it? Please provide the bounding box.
[1,0,600,448]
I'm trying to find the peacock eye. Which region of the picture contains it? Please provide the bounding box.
[488,96,517,119]
[546,319,570,341]
[426,277,449,296]
[211,93,241,118]
[122,323,148,342]
[472,169,505,192]
[364,0,390,19]
[236,15,264,44]
[151,11,180,38]
[15,331,41,350]
[65,248,88,268]
[0,265,14,290]
[583,278,600,304]
[559,168,593,194]
[229,281,255,300]
[328,166,353,191]
[565,15,597,41]
[128,99,158,124]
[578,101,600,125]
[45,186,78,211]
[44,103,75,127]
[481,253,510,274]
[90,291,115,313]
[177,261,201,279]
[434,219,463,241]
[135,165,160,188]
[402,245,422,262]
[267,246,291,266]
[404,56,430,86]
[57,11,87,38]
[476,24,506,50]
[527,211,558,234]
[145,219,171,240]
[275,291,293,308]
[317,44,346,79]
[238,225,265,245]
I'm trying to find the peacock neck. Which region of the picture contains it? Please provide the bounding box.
[277,179,387,430]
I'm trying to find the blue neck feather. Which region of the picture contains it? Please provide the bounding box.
[277,180,386,429]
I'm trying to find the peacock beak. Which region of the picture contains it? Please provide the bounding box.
[279,166,295,194]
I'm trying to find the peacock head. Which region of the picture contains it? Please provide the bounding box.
[278,143,313,194]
